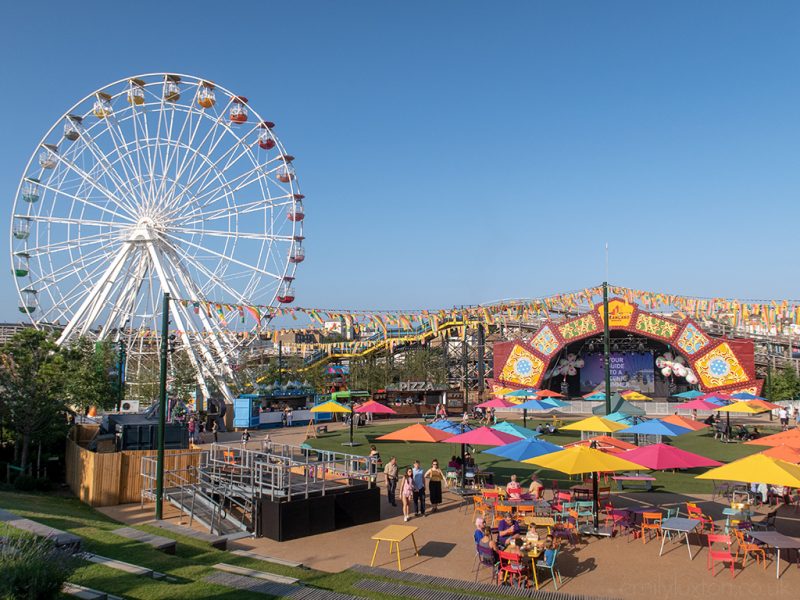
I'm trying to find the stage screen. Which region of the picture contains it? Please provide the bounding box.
[580,352,655,394]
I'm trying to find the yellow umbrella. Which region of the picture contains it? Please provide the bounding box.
[523,445,645,474]
[620,391,652,401]
[561,416,628,433]
[716,400,770,414]
[310,400,351,413]
[695,453,800,487]
[524,445,645,531]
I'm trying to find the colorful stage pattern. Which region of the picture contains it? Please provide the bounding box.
[494,299,760,394]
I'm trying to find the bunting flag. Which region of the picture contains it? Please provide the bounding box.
[168,283,800,344]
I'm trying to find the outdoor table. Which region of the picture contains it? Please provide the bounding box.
[524,516,555,534]
[570,485,593,500]
[659,517,701,559]
[722,507,750,533]
[612,475,656,491]
[370,524,419,571]
[747,530,800,579]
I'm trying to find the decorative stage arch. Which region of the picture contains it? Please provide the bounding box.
[493,298,761,395]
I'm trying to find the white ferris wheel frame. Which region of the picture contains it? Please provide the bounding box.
[10,73,304,403]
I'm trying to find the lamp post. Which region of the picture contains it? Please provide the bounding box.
[155,292,170,520]
[603,282,612,415]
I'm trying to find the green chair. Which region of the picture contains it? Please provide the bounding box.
[535,547,562,590]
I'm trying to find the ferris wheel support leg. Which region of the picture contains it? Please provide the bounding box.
[146,242,229,403]
[99,250,147,340]
[163,249,236,379]
[57,243,134,345]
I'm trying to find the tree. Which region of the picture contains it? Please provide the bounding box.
[61,337,118,413]
[169,347,198,402]
[766,366,800,402]
[0,329,66,471]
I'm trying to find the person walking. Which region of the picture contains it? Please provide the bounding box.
[212,420,219,443]
[400,468,415,521]
[412,460,426,516]
[241,428,251,448]
[425,459,446,513]
[384,457,398,506]
[287,407,294,427]
[188,417,197,445]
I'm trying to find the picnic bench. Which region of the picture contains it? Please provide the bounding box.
[80,552,165,580]
[612,475,656,491]
[212,563,299,584]
[230,549,303,568]
[150,519,246,550]
[0,508,81,551]
[112,527,176,554]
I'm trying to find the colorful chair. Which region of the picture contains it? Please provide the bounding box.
[707,533,736,577]
[732,528,767,568]
[496,550,530,588]
[641,511,663,544]
[474,543,498,582]
[535,547,562,590]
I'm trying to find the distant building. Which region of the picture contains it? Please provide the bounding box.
[273,330,323,345]
[0,322,62,345]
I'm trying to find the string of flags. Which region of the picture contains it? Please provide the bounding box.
[170,283,800,341]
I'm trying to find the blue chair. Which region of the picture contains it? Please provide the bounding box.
[535,547,562,590]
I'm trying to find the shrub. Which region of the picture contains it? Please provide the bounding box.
[11,476,52,492]
[0,534,77,599]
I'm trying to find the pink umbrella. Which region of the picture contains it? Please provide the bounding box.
[353,400,397,414]
[443,426,520,446]
[477,397,517,409]
[622,443,722,470]
[674,398,721,411]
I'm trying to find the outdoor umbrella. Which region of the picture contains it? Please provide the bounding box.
[484,437,563,462]
[603,411,638,425]
[583,391,607,401]
[376,423,453,442]
[760,445,800,464]
[744,428,800,448]
[700,394,734,406]
[541,398,569,408]
[477,397,517,409]
[661,414,709,431]
[515,399,559,412]
[731,392,768,401]
[311,399,355,446]
[619,419,692,437]
[748,399,782,411]
[353,400,397,415]
[536,390,565,398]
[564,435,637,454]
[717,401,770,439]
[504,388,541,427]
[524,446,645,532]
[674,398,721,412]
[696,453,800,488]
[491,421,541,439]
[429,420,475,434]
[622,443,722,470]
[443,426,520,446]
[620,390,652,401]
[673,390,705,399]
[591,394,646,417]
[561,416,628,434]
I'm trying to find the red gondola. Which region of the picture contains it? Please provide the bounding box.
[277,277,295,303]
[230,96,248,123]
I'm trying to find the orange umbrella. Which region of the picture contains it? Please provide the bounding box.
[745,428,800,448]
[662,414,709,431]
[564,435,637,454]
[536,390,565,398]
[760,445,800,464]
[748,399,782,411]
[376,423,453,442]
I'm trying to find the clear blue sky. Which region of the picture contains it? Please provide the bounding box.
[2,0,799,323]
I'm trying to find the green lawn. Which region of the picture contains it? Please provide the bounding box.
[308,418,779,495]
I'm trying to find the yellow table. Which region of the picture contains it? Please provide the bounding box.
[525,516,555,534]
[370,524,419,571]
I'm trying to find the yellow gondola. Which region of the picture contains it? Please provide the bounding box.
[164,75,181,102]
[93,92,113,118]
[198,81,216,108]
[127,78,146,105]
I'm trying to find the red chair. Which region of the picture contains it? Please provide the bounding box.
[496,550,530,588]
[686,503,715,533]
[707,534,736,577]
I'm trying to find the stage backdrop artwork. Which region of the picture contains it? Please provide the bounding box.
[494,298,761,395]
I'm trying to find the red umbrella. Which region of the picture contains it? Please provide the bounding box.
[353,400,397,414]
[376,423,452,442]
[622,443,721,470]
[477,397,516,409]
[674,398,721,411]
[443,426,520,446]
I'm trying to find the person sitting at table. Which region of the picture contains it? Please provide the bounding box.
[464,452,476,469]
[504,537,526,556]
[474,517,485,544]
[528,473,544,498]
[477,524,500,559]
[541,537,557,566]
[506,474,523,500]
[497,516,521,547]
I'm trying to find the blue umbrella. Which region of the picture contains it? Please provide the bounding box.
[703,395,732,406]
[491,421,541,439]
[584,392,606,401]
[429,420,474,434]
[604,411,638,425]
[731,392,769,401]
[620,419,691,436]
[673,390,704,399]
[516,399,558,412]
[505,388,540,398]
[484,437,563,462]
[541,398,569,408]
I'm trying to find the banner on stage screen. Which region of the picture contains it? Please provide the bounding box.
[580,352,655,393]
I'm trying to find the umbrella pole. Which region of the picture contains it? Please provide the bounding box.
[523,409,528,429]
[593,470,599,531]
[460,442,466,488]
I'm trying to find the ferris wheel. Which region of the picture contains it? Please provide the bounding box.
[10,73,305,402]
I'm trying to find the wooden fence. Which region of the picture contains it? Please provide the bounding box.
[65,426,202,507]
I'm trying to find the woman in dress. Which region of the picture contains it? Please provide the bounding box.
[400,467,415,522]
[425,459,446,513]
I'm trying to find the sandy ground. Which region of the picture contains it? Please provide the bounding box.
[99,422,800,600]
